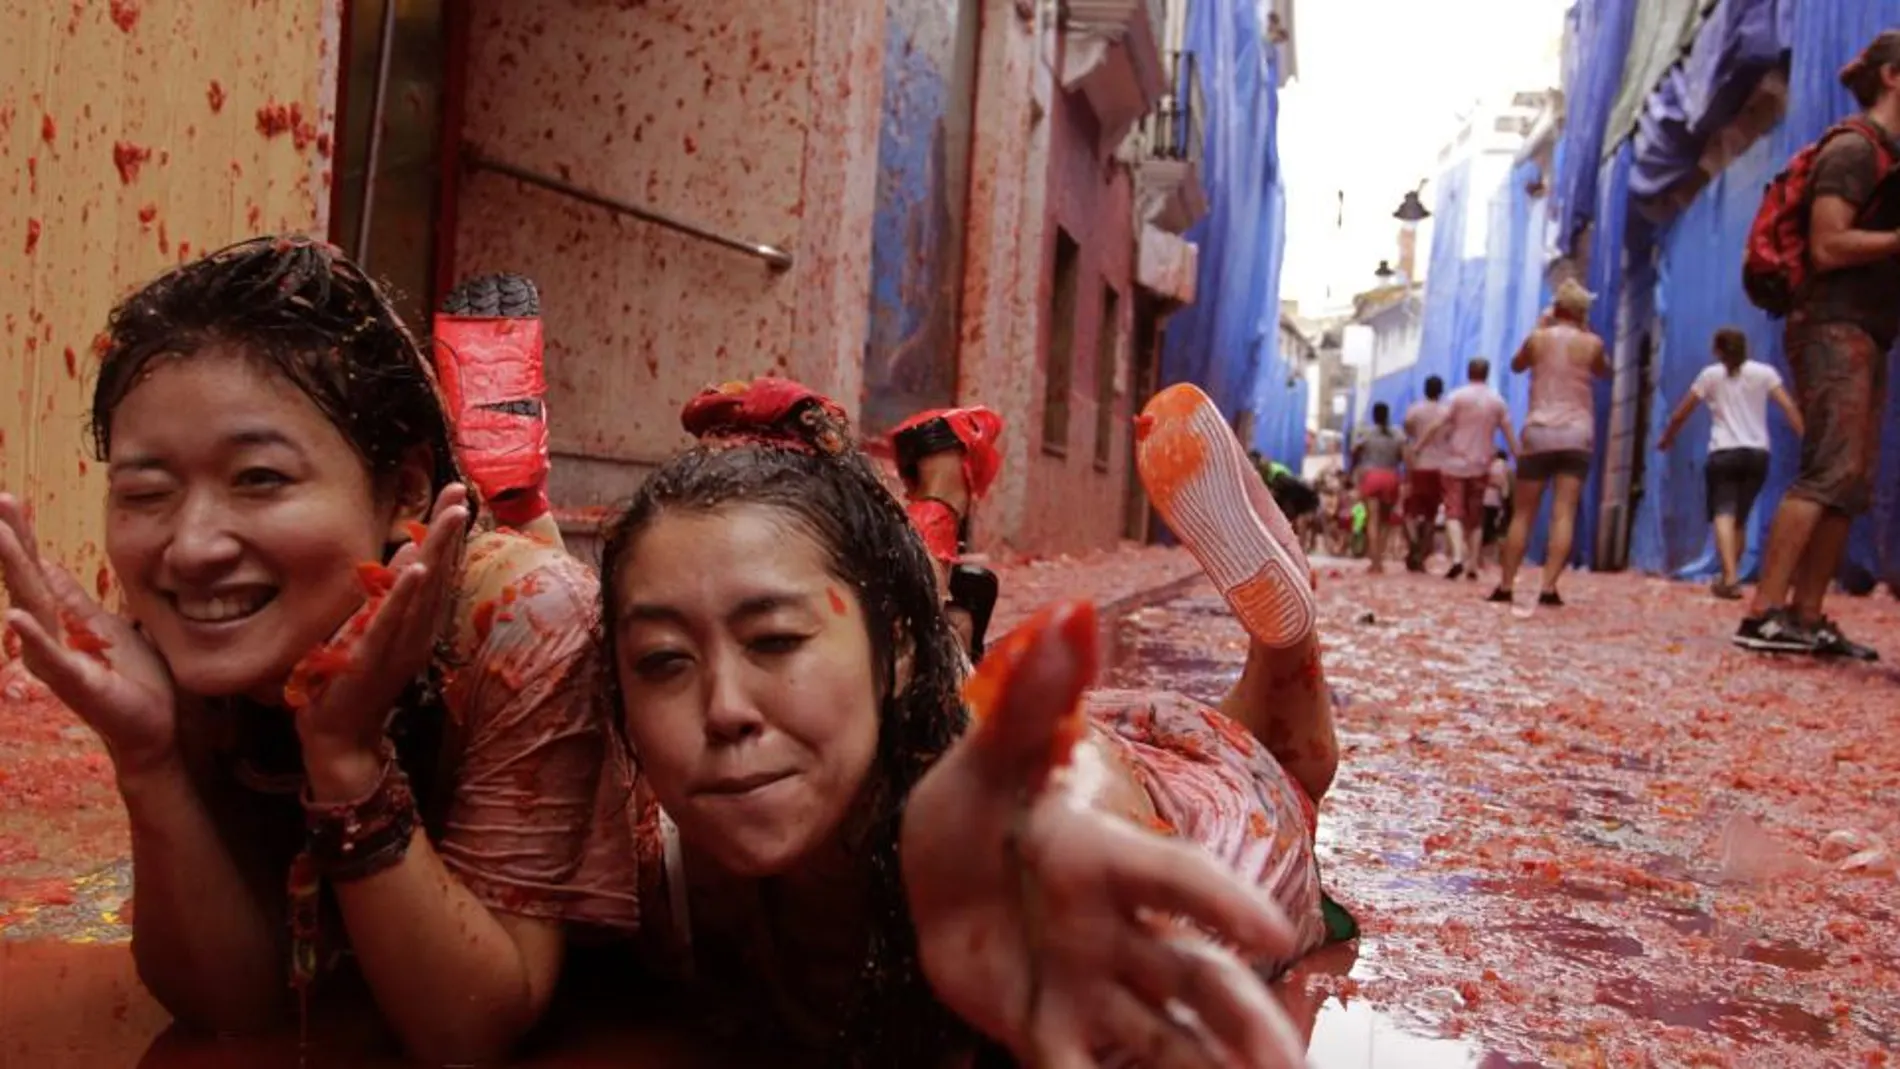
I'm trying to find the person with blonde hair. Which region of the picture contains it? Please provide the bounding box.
[1490,279,1609,607]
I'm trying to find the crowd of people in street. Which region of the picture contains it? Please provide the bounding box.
[1277,32,1899,667]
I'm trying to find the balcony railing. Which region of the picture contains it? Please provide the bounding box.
[1142,51,1203,164]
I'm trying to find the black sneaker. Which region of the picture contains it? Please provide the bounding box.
[1445,562,1465,580]
[1538,591,1564,608]
[1732,610,1817,654]
[1486,587,1514,604]
[1810,617,1880,662]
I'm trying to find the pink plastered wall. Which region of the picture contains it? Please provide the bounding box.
[1017,77,1136,555]
[957,1,1137,560]
[451,0,885,509]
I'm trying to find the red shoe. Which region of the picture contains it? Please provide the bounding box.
[433,274,551,529]
[1135,384,1316,648]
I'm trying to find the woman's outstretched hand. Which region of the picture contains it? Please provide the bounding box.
[0,493,178,777]
[902,602,1306,1068]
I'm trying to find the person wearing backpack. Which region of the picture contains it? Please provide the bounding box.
[1734,30,1900,662]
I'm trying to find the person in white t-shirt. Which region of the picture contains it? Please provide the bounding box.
[1657,327,1805,599]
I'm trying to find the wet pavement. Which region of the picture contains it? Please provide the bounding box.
[5,551,1899,1066]
[1112,559,1900,1067]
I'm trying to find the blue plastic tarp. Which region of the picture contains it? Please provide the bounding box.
[1551,0,1640,253]
[1635,0,1900,588]
[1629,0,1788,201]
[1162,0,1305,471]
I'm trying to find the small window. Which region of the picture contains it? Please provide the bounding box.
[1042,230,1081,456]
[1093,285,1122,471]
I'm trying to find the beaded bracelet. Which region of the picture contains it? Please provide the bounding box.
[301,749,419,883]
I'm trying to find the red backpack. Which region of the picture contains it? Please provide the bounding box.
[1742,117,1898,317]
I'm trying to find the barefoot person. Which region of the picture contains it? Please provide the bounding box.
[593,378,1347,1066]
[1417,357,1518,581]
[1349,403,1406,573]
[1491,280,1609,607]
[0,238,635,1063]
[1734,31,1900,661]
[1657,328,1806,599]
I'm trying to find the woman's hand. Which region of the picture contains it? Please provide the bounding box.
[0,494,178,778]
[903,603,1305,1068]
[292,484,469,799]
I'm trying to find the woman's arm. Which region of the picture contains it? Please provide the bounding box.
[123,752,289,1032]
[1510,335,1536,374]
[1656,391,1701,452]
[291,502,623,1065]
[311,815,566,1064]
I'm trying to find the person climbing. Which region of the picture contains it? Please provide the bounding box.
[591,378,1349,1067]
[1656,327,1805,600]
[1401,375,1450,572]
[1491,279,1609,607]
[1416,357,1518,582]
[1349,402,1406,573]
[1733,30,1900,661]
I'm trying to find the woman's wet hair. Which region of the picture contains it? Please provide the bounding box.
[598,396,975,1064]
[1713,327,1749,373]
[1842,30,1900,109]
[90,234,463,503]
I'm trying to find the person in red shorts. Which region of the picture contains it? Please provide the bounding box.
[1734,31,1900,662]
[1417,357,1518,582]
[1350,402,1406,573]
[1401,375,1449,571]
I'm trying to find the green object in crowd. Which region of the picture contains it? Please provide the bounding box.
[1351,502,1368,535]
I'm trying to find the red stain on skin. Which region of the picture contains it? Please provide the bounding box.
[108,0,140,32]
[137,204,156,226]
[354,562,397,598]
[403,521,428,545]
[95,567,110,601]
[827,587,848,617]
[283,645,354,710]
[206,80,226,113]
[111,141,151,185]
[24,219,40,256]
[40,114,55,144]
[60,613,111,664]
[62,347,76,379]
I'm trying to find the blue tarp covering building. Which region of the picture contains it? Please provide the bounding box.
[1161,0,1305,470]
[1403,0,1900,593]
[1633,0,1900,590]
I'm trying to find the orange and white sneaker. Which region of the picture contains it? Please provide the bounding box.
[1134,384,1316,649]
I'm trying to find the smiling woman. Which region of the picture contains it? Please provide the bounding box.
[0,236,637,1065]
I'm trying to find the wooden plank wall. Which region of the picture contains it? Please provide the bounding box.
[1,0,340,609]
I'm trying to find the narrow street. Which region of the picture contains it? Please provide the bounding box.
[1112,562,1900,1067]
[5,548,1896,1066]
